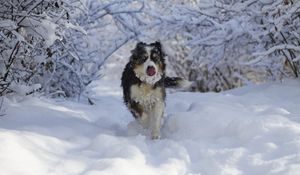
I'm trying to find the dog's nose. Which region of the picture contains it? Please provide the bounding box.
[146,66,156,76]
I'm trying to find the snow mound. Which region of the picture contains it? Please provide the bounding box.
[1,79,300,175]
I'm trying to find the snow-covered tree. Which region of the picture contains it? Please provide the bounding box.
[0,0,145,97]
[142,0,300,91]
[1,0,299,97]
[1,0,65,96]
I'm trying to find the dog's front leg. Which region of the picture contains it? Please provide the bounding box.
[149,101,164,139]
[137,112,149,129]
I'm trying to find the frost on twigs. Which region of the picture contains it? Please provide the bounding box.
[2,0,299,97]
[0,0,145,98]
[0,0,82,97]
[144,0,300,92]
[0,97,5,116]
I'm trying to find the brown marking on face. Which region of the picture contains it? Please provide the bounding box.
[133,63,145,77]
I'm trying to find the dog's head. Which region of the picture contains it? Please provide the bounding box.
[130,41,166,85]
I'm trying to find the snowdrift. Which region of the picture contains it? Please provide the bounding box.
[1,80,300,175]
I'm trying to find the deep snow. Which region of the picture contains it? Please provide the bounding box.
[1,79,300,175]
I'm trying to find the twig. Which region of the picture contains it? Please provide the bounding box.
[17,0,44,25]
[97,36,134,70]
[280,31,298,77]
[268,33,298,77]
[0,97,5,117]
[3,41,20,82]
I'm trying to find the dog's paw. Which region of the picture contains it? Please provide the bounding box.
[151,131,160,140]
[151,135,160,140]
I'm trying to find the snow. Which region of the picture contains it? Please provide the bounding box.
[1,79,300,175]
[0,20,17,29]
[9,83,41,96]
[259,0,274,5]
[19,17,60,47]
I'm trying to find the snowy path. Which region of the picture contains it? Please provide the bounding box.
[1,80,300,175]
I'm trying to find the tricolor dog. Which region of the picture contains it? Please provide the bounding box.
[121,41,191,139]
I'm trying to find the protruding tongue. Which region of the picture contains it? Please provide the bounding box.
[146,66,156,76]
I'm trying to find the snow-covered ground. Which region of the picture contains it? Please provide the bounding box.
[1,79,300,175]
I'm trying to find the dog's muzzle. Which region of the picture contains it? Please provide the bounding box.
[146,66,156,76]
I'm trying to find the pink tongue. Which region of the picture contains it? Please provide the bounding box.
[146,66,156,76]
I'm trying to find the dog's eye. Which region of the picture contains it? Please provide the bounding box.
[135,54,147,64]
[151,53,159,62]
[142,54,148,60]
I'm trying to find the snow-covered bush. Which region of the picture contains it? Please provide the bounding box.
[143,0,300,91]
[0,0,80,96]
[1,0,299,96]
[251,0,300,79]
[0,0,145,97]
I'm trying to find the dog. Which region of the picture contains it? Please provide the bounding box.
[121,41,191,139]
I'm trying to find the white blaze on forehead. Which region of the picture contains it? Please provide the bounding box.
[145,45,154,57]
[144,45,157,73]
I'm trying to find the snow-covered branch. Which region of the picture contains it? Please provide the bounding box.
[254,44,300,57]
[140,0,300,91]
[0,0,147,97]
[0,97,4,116]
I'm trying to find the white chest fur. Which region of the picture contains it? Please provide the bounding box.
[130,84,163,107]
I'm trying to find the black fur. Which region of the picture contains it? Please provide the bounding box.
[164,77,184,88]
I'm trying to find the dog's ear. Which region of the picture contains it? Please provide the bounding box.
[154,41,161,49]
[136,42,146,47]
[131,42,145,55]
[153,41,166,57]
